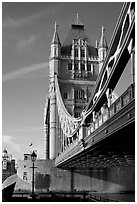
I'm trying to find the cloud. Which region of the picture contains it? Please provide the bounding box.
[2,135,22,154]
[7,126,43,132]
[3,4,64,29]
[3,62,49,82]
[17,35,36,51]
[3,10,47,29]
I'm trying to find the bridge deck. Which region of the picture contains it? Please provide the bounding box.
[55,84,135,168]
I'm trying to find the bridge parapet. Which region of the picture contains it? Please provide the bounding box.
[86,84,134,137]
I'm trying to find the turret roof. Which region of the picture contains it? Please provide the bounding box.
[61,15,98,57]
[52,22,61,45]
[98,26,108,48]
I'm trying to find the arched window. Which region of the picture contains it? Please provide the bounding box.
[74,62,79,70]
[81,49,85,58]
[81,63,85,70]
[75,89,85,100]
[68,62,72,70]
[54,47,58,56]
[87,63,91,71]
[74,48,78,57]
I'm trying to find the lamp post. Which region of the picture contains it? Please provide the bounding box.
[31,150,37,200]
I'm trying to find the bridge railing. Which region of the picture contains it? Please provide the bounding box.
[86,83,134,137]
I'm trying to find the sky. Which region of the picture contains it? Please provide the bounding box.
[2,2,131,161]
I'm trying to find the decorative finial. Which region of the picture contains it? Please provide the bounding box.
[101,26,105,35]
[76,13,79,25]
[54,21,58,31]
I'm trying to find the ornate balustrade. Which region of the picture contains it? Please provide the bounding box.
[88,56,98,61]
[68,70,97,80]
[61,54,71,59]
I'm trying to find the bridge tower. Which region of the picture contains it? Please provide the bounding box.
[58,14,99,118]
[44,16,108,160]
[98,26,108,72]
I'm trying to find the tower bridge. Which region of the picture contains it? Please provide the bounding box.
[44,2,135,195]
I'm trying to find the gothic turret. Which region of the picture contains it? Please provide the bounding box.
[98,26,108,72]
[50,22,61,61]
[49,22,61,160]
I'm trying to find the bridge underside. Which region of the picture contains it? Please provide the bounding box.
[58,120,134,169]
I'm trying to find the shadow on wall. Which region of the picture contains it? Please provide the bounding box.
[35,173,50,190]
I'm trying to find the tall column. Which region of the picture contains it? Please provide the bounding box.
[44,123,49,159]
[49,90,56,159]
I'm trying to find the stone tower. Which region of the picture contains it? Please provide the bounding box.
[58,15,99,118]
[44,16,108,160]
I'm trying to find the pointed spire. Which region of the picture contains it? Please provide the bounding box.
[54,21,58,32]
[101,26,105,36]
[98,25,108,48]
[73,13,83,26]
[52,22,61,45]
[76,13,79,25]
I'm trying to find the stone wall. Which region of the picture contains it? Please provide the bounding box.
[16,159,134,193]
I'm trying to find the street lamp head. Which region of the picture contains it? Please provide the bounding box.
[31,150,37,162]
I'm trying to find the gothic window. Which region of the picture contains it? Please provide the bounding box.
[81,63,85,71]
[74,62,79,70]
[79,89,85,99]
[81,49,85,58]
[75,90,77,99]
[75,89,85,100]
[68,62,72,70]
[63,92,68,99]
[74,49,78,57]
[54,47,58,56]
[87,63,91,71]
